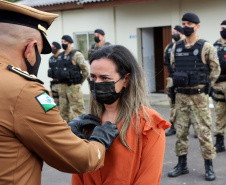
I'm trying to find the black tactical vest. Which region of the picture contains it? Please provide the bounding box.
[173,39,209,87]
[48,55,61,79]
[214,40,226,77]
[57,50,82,84]
[164,42,174,77]
[89,42,111,60]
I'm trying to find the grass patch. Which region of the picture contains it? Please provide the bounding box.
[84,99,89,103]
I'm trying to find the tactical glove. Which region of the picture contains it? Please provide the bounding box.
[89,121,119,151]
[68,114,101,140]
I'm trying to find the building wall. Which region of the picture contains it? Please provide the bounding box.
[39,8,115,94]
[180,0,226,44]
[38,0,226,94]
[114,0,179,64]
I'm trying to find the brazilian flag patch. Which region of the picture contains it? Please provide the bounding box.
[36,92,56,113]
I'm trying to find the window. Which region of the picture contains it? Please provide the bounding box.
[73,32,95,60]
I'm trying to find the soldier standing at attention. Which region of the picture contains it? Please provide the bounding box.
[168,12,220,181]
[48,41,61,107]
[212,20,226,153]
[164,25,184,136]
[0,0,119,184]
[57,35,88,122]
[88,29,111,60]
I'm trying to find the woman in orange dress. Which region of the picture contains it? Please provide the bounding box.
[72,45,171,185]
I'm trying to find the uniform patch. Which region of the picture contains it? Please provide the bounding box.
[7,65,43,84]
[176,48,182,52]
[214,45,219,50]
[193,49,199,56]
[36,92,56,112]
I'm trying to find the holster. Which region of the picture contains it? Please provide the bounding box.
[168,86,176,104]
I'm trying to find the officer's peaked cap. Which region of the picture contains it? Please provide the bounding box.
[0,0,58,54]
[52,41,61,49]
[62,35,73,43]
[221,20,226,26]
[94,29,105,35]
[182,12,200,24]
[174,25,184,34]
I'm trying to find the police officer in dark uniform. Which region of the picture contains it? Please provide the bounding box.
[57,35,88,122]
[168,12,220,181]
[212,20,226,153]
[48,41,61,107]
[164,25,184,136]
[88,29,111,60]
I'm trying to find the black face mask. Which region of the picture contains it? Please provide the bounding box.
[172,34,181,42]
[89,78,123,105]
[94,36,100,43]
[220,28,226,39]
[52,48,57,54]
[62,44,68,50]
[24,44,41,76]
[183,26,195,36]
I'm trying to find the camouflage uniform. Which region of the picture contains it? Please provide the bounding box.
[212,87,226,136]
[58,51,88,122]
[88,41,111,60]
[51,83,59,107]
[48,55,61,107]
[171,38,220,159]
[212,82,226,136]
[212,39,226,136]
[166,77,177,124]
[164,43,177,124]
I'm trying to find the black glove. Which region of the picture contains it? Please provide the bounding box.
[68,114,101,140]
[89,121,119,151]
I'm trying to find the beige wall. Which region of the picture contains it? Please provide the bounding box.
[115,0,179,64]
[39,8,115,94]
[180,0,226,44]
[38,0,226,94]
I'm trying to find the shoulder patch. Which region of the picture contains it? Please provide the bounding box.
[36,92,56,113]
[7,65,44,84]
[104,42,111,46]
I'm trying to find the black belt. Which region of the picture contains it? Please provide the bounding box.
[212,88,224,95]
[216,76,226,83]
[177,86,206,95]
[212,95,226,102]
[59,81,81,86]
[50,80,59,85]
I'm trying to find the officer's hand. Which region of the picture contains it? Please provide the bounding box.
[89,121,119,151]
[68,114,101,140]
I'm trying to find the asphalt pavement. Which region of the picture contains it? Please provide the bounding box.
[41,93,226,185]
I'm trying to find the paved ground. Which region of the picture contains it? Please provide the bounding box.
[41,94,226,185]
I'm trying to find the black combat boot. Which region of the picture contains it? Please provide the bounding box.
[214,134,225,153]
[204,159,216,181]
[168,155,189,177]
[193,129,198,138]
[165,123,176,136]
